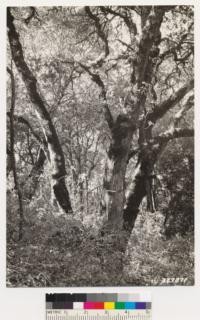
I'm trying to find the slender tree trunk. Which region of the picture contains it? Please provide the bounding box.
[7,147,12,177]
[146,174,157,212]
[7,8,72,214]
[85,178,89,215]
[7,66,24,240]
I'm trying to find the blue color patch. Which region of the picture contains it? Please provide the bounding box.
[125,302,136,309]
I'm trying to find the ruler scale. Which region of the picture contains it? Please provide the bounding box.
[46,294,151,320]
[46,311,151,320]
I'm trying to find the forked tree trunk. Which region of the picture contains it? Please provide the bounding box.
[100,7,167,233]
[7,8,72,214]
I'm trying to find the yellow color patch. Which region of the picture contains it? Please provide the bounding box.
[104,302,115,310]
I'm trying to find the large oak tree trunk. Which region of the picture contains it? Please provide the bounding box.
[101,116,134,229]
[7,8,72,214]
[100,7,167,233]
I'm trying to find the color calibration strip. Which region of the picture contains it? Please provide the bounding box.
[46,301,151,310]
[46,294,151,320]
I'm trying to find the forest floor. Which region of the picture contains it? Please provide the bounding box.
[7,210,194,287]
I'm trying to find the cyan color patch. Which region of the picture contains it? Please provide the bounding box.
[125,302,136,309]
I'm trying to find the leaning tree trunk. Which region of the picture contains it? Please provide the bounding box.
[123,158,150,234]
[123,142,164,237]
[7,8,72,214]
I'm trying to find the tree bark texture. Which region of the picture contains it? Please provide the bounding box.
[7,8,72,214]
[123,156,156,234]
[101,116,134,229]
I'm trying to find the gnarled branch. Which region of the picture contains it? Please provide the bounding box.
[156,127,194,143]
[79,62,114,129]
[147,79,194,123]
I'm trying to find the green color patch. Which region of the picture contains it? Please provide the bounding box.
[115,302,125,309]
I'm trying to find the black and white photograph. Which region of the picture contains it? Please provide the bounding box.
[6,5,194,287]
